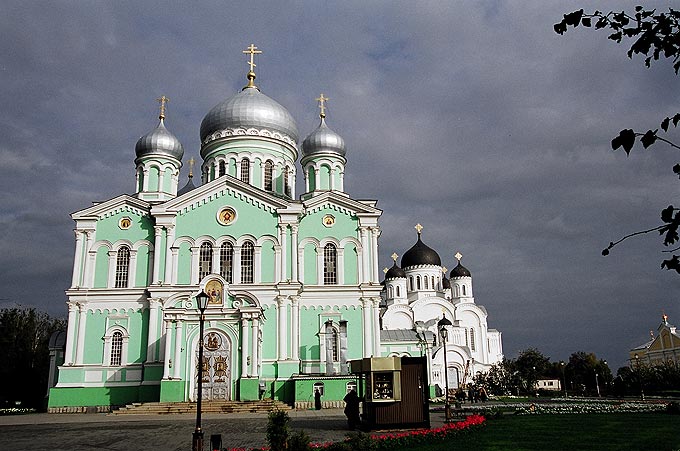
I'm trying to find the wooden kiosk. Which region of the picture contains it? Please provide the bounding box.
[349,356,430,429]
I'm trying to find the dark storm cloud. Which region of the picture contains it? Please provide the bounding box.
[1,1,678,370]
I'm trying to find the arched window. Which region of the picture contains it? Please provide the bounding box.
[396,285,401,297]
[424,276,429,289]
[241,241,254,283]
[264,160,273,191]
[218,161,226,177]
[462,285,466,296]
[323,243,337,285]
[220,242,233,283]
[110,331,123,366]
[199,242,213,280]
[114,245,131,288]
[331,328,339,361]
[416,276,421,290]
[283,166,291,196]
[240,158,250,183]
[469,328,476,351]
[388,286,393,298]
[432,276,436,289]
[313,382,325,396]
[409,276,414,291]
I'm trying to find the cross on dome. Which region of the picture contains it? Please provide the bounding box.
[455,252,463,262]
[415,223,423,235]
[391,252,399,262]
[156,95,169,120]
[442,266,447,274]
[383,267,388,274]
[316,93,329,119]
[242,43,262,88]
[188,157,195,178]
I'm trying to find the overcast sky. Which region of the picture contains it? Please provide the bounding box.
[1,1,679,371]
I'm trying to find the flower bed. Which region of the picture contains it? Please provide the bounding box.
[514,401,669,415]
[0,408,36,416]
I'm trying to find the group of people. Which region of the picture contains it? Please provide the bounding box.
[453,384,488,403]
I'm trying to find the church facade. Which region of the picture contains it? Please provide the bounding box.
[49,47,502,410]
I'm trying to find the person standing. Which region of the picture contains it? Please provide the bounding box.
[314,388,322,410]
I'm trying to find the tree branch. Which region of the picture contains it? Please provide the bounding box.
[602,225,666,255]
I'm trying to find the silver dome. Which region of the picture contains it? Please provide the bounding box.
[135,119,184,161]
[302,117,346,157]
[200,86,298,147]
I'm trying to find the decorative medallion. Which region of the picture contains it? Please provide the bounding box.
[205,279,224,305]
[322,214,335,228]
[118,217,132,230]
[204,332,221,351]
[217,206,237,226]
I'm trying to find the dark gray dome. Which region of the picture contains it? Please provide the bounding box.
[401,236,441,268]
[135,119,184,160]
[200,86,298,147]
[385,262,406,280]
[302,118,346,157]
[450,262,471,278]
[442,276,451,289]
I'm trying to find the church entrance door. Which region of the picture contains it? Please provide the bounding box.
[195,331,231,401]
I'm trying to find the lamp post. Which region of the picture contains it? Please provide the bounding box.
[192,291,209,451]
[437,314,452,422]
[560,361,566,398]
[595,371,600,397]
[634,354,645,401]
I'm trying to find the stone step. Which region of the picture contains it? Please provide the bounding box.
[111,400,291,415]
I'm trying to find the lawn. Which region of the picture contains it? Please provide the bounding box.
[409,413,680,451]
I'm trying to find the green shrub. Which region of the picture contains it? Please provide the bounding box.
[266,410,290,451]
[345,432,376,451]
[288,430,311,451]
[482,407,504,420]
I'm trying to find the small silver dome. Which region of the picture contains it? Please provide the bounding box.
[135,119,184,161]
[302,117,346,157]
[200,86,298,147]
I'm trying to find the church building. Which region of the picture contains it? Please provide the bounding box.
[49,46,502,410]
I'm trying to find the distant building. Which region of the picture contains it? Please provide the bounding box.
[536,379,561,391]
[629,314,680,365]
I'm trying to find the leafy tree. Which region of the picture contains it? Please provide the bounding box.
[0,307,65,410]
[565,351,612,396]
[555,7,680,272]
[474,359,518,395]
[514,348,552,394]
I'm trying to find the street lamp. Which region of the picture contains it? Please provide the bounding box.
[438,314,452,422]
[192,291,209,451]
[634,354,645,401]
[595,371,600,397]
[560,361,566,398]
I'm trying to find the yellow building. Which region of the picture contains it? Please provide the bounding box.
[629,315,680,365]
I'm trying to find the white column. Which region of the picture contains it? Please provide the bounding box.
[291,296,299,360]
[128,249,138,287]
[359,227,369,283]
[233,247,242,284]
[152,226,163,284]
[370,227,380,283]
[372,297,381,356]
[291,225,299,282]
[83,230,96,287]
[146,299,161,362]
[135,167,141,193]
[170,247,179,284]
[337,248,345,285]
[361,298,372,357]
[254,246,262,283]
[173,321,183,379]
[241,317,249,378]
[142,168,150,191]
[339,171,344,191]
[251,317,260,377]
[163,225,175,283]
[71,230,85,287]
[190,247,199,283]
[212,246,220,277]
[303,168,309,193]
[106,250,116,287]
[278,224,287,282]
[277,296,288,360]
[75,304,87,364]
[162,320,173,379]
[158,170,165,194]
[64,302,78,364]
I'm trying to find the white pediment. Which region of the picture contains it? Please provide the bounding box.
[72,194,150,221]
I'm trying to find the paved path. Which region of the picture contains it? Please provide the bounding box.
[0,408,447,451]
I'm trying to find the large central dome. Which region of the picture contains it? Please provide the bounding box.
[200,86,298,148]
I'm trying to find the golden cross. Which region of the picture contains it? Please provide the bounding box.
[243,44,262,73]
[442,266,447,274]
[663,311,668,323]
[650,330,655,339]
[414,223,423,234]
[455,252,463,262]
[316,93,329,118]
[391,252,398,262]
[156,95,169,119]
[383,267,389,274]
[188,157,195,177]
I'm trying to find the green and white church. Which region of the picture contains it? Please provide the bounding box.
[49,46,503,410]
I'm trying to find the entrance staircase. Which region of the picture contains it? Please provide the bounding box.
[111,399,291,415]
